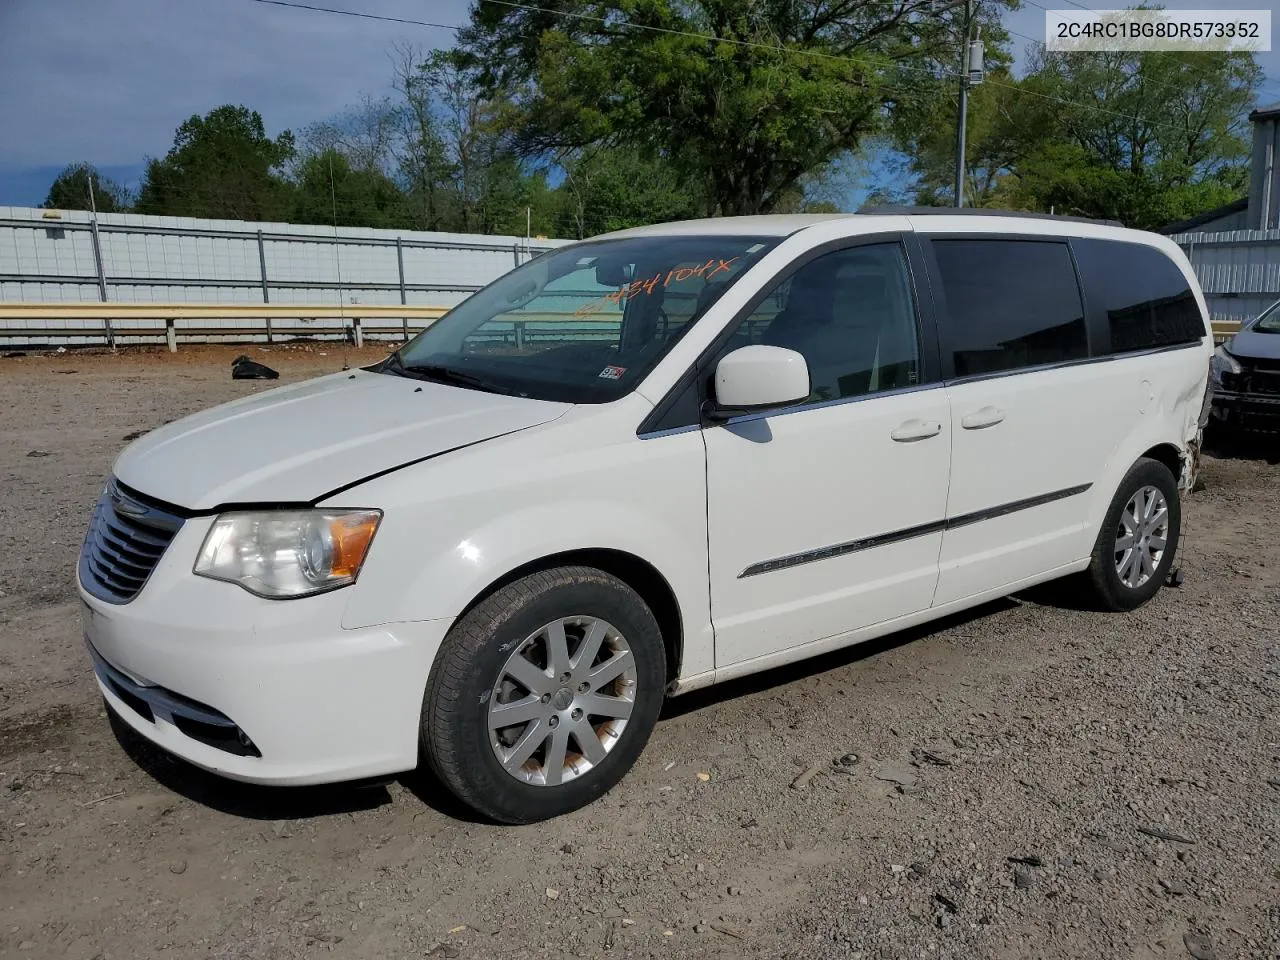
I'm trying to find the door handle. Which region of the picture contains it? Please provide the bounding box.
[890,419,942,442]
[961,406,1006,430]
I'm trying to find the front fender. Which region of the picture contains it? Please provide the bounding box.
[331,416,713,679]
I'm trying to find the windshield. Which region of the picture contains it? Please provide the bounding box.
[384,234,779,402]
[1253,299,1280,334]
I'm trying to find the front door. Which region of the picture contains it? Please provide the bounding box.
[704,239,952,669]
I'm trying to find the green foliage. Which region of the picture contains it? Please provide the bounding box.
[892,47,1261,228]
[43,163,132,213]
[393,47,457,232]
[47,6,1267,236]
[461,0,1006,216]
[558,147,710,238]
[291,150,405,228]
[889,66,1027,208]
[412,50,530,234]
[135,105,296,220]
[1008,49,1260,228]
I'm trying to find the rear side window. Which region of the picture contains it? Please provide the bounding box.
[931,239,1087,377]
[1072,238,1204,353]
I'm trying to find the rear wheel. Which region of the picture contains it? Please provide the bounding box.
[422,566,666,824]
[1077,457,1181,611]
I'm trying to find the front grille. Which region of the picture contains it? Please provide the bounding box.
[1252,370,1280,395]
[79,479,185,603]
[1223,362,1280,396]
[1220,370,1249,393]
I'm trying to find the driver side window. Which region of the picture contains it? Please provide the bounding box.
[728,243,923,404]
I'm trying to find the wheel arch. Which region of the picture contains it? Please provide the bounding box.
[453,548,685,686]
[1139,442,1183,483]
[1083,432,1189,558]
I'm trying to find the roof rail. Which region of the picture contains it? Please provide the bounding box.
[855,205,1124,228]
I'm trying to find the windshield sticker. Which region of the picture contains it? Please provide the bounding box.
[598,365,627,380]
[574,256,740,318]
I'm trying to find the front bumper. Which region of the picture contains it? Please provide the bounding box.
[1209,390,1280,433]
[80,518,451,786]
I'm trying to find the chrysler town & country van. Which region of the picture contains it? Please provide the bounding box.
[79,211,1214,823]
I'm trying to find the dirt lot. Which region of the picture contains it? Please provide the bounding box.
[0,345,1277,960]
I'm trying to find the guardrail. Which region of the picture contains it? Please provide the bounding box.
[0,303,450,350]
[1210,319,1243,342]
[0,302,1246,351]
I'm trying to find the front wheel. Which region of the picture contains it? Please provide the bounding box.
[1077,457,1181,612]
[422,566,666,824]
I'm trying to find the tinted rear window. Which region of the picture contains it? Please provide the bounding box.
[1072,238,1203,353]
[931,239,1088,377]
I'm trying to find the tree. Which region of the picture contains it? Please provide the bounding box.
[889,46,1262,227]
[299,95,402,177]
[291,149,406,228]
[461,0,1012,216]
[415,49,537,234]
[555,146,710,238]
[889,66,1028,208]
[1008,48,1260,227]
[135,105,296,221]
[43,163,132,213]
[392,43,459,231]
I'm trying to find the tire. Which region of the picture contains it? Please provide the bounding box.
[1077,457,1181,612]
[422,566,666,824]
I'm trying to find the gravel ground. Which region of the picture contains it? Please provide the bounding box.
[0,345,1277,960]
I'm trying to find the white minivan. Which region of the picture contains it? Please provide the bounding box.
[79,211,1213,823]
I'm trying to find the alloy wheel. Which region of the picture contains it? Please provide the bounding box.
[1114,484,1169,589]
[487,617,637,786]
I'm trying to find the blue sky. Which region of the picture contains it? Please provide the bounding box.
[1,0,1277,209]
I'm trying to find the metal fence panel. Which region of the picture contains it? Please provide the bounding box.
[1172,227,1280,326]
[0,206,570,345]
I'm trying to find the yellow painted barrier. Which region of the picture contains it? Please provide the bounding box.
[0,303,1247,350]
[1210,320,1241,341]
[0,302,450,350]
[0,303,447,320]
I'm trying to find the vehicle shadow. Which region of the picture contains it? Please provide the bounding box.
[660,597,1019,721]
[1203,427,1280,465]
[108,710,393,821]
[109,703,492,824]
[1012,576,1105,612]
[108,585,1118,820]
[396,766,493,824]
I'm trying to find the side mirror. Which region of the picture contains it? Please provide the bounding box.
[705,345,810,421]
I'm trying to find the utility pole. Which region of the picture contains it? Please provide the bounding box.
[954,0,969,208]
[954,1,984,208]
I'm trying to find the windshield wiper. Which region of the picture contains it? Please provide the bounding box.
[378,351,408,375]
[399,362,524,397]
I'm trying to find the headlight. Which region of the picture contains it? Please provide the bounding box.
[194,510,382,598]
[1210,345,1241,385]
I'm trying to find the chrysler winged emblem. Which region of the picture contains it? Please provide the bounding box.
[109,483,148,519]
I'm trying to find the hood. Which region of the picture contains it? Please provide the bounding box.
[1226,326,1280,362]
[113,370,570,510]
